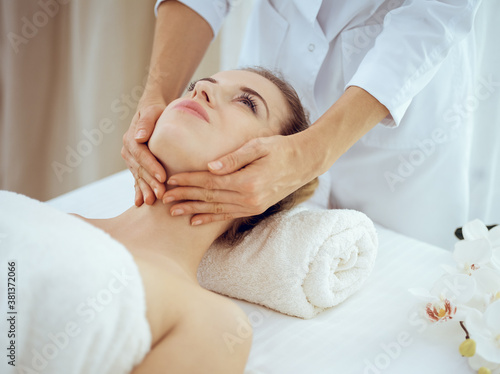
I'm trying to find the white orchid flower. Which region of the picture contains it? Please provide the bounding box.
[466,301,500,365]
[409,273,476,323]
[468,353,500,374]
[471,268,500,311]
[453,237,492,274]
[411,219,500,373]
[461,219,500,270]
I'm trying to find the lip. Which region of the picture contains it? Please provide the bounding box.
[172,99,210,123]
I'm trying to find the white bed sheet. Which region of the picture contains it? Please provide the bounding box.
[48,170,473,374]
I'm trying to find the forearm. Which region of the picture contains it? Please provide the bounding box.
[304,86,389,176]
[144,0,213,105]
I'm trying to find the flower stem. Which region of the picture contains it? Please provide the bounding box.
[460,321,470,339]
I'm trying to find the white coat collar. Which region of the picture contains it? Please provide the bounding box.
[293,0,323,24]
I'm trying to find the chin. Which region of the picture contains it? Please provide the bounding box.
[149,137,209,174]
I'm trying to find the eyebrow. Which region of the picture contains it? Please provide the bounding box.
[194,77,270,119]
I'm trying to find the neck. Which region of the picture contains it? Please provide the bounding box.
[85,196,229,284]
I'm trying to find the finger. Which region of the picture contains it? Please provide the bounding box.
[121,138,141,179]
[130,142,167,183]
[163,186,240,205]
[168,171,239,191]
[168,200,246,218]
[169,201,246,218]
[207,138,269,175]
[123,143,166,201]
[136,163,166,200]
[138,178,156,205]
[190,212,247,226]
[134,105,163,142]
[134,183,144,207]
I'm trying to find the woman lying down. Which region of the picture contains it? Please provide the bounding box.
[0,68,318,374]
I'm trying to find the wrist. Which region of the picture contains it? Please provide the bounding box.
[138,85,168,110]
[143,67,186,105]
[305,86,390,174]
[290,128,331,182]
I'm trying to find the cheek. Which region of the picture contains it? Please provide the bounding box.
[217,111,267,148]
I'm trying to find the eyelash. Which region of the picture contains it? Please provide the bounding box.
[237,92,257,113]
[187,81,258,114]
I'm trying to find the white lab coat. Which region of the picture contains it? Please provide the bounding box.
[156,0,500,249]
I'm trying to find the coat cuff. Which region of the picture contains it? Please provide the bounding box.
[155,0,229,39]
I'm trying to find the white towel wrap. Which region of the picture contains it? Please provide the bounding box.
[0,191,151,374]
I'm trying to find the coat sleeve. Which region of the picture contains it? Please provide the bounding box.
[345,0,482,126]
[154,0,230,38]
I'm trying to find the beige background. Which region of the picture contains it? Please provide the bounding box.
[0,0,253,201]
[1,0,495,203]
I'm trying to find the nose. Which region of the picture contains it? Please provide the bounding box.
[191,80,215,107]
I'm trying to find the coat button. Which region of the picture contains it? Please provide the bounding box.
[308,43,315,52]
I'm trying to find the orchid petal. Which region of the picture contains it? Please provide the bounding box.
[455,304,476,320]
[467,303,500,364]
[441,264,458,274]
[475,268,500,295]
[469,353,500,371]
[454,238,492,267]
[488,225,500,248]
[492,250,500,271]
[484,301,500,332]
[466,308,485,329]
[432,273,476,303]
[476,334,500,364]
[463,219,489,241]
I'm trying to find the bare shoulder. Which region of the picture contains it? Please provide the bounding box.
[188,287,253,350]
[131,284,253,374]
[181,287,254,370]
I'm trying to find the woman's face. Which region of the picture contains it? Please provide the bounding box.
[149,70,289,174]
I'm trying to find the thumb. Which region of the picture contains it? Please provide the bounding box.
[208,138,267,175]
[134,105,164,142]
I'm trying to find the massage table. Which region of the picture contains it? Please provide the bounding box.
[48,170,472,373]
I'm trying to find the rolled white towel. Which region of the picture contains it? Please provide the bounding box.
[197,207,378,319]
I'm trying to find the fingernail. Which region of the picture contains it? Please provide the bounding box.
[171,209,184,216]
[192,220,203,226]
[155,174,162,182]
[167,179,178,185]
[154,187,159,197]
[163,196,174,203]
[208,161,223,170]
[135,130,147,139]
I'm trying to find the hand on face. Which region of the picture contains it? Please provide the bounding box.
[157,69,318,226]
[121,100,167,206]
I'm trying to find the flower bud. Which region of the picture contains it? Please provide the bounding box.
[478,367,491,374]
[458,338,476,357]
